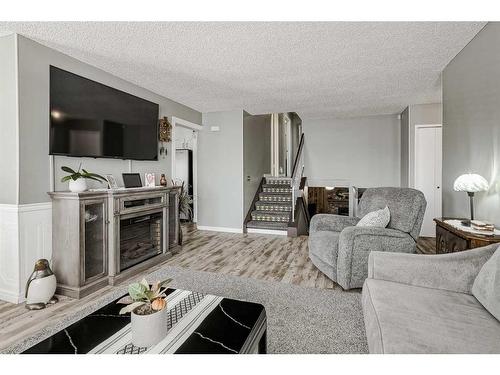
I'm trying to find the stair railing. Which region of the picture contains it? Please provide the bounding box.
[290,133,305,219]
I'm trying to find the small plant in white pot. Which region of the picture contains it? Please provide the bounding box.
[61,163,107,192]
[118,278,172,347]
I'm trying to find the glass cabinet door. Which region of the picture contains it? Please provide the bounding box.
[82,200,107,282]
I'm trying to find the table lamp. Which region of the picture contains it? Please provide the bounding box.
[453,173,489,226]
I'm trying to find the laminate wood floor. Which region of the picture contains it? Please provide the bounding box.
[165,225,337,289]
[0,224,436,351]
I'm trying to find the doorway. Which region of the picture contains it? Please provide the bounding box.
[414,124,442,237]
[171,117,202,223]
[270,113,301,177]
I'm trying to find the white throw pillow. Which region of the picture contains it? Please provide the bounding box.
[472,247,500,321]
[356,206,390,228]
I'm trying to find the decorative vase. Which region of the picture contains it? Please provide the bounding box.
[131,307,168,347]
[160,174,167,187]
[25,259,58,309]
[69,178,87,192]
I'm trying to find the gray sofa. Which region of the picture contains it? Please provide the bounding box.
[362,245,500,353]
[308,187,426,289]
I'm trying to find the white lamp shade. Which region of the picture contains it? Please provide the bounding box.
[453,173,489,193]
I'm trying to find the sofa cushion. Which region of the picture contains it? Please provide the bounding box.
[362,278,500,353]
[308,230,340,266]
[472,246,500,321]
[356,206,390,228]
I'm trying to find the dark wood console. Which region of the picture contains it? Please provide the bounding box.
[434,218,500,254]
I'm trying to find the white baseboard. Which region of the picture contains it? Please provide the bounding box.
[0,288,23,304]
[0,202,52,304]
[196,225,243,234]
[247,228,287,236]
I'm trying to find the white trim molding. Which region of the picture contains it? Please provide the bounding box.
[196,225,243,234]
[171,117,202,223]
[247,228,287,236]
[0,202,52,304]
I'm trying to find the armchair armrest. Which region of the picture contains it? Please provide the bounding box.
[336,226,415,289]
[367,244,499,294]
[310,214,359,232]
[340,225,409,241]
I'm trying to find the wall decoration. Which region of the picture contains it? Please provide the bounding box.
[158,117,171,160]
[105,174,118,189]
[145,173,156,187]
[159,117,172,142]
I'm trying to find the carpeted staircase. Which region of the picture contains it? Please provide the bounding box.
[246,177,292,233]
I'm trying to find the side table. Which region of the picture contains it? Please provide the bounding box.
[434,218,500,254]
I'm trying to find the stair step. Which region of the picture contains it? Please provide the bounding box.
[259,193,292,202]
[246,220,289,230]
[262,184,292,193]
[255,201,292,212]
[251,210,290,222]
[265,178,292,186]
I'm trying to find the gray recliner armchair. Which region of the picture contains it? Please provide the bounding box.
[308,187,426,289]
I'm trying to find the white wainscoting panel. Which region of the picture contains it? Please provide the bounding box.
[0,205,21,303]
[0,203,52,304]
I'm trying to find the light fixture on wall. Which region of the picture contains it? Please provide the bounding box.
[453,173,489,226]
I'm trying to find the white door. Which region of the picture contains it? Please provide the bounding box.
[415,125,442,237]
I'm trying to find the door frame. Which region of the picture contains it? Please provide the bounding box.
[284,113,292,176]
[171,117,202,223]
[414,123,442,236]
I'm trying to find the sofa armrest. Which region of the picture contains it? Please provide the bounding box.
[367,244,499,294]
[310,214,360,233]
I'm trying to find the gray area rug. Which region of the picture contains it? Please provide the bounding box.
[6,266,368,354]
[149,266,368,354]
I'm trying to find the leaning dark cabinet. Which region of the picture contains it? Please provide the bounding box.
[49,192,109,298]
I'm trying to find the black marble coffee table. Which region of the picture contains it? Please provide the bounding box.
[22,289,267,354]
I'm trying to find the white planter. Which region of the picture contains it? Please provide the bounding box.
[131,307,168,347]
[69,178,87,192]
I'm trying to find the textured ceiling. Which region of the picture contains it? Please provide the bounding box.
[0,22,485,119]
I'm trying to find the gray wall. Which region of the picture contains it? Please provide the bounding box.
[303,114,401,188]
[15,35,201,204]
[0,34,18,204]
[198,110,244,230]
[243,113,271,214]
[443,22,500,226]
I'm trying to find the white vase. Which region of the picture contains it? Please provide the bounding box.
[69,178,87,192]
[131,307,168,347]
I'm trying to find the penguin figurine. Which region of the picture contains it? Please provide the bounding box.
[25,259,58,310]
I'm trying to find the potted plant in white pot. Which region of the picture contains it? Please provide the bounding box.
[61,163,107,192]
[118,278,172,347]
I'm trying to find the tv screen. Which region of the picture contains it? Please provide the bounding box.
[49,66,159,160]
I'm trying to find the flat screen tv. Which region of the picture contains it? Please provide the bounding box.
[49,66,159,160]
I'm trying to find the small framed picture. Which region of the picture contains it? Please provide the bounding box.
[105,174,118,189]
[144,173,156,187]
